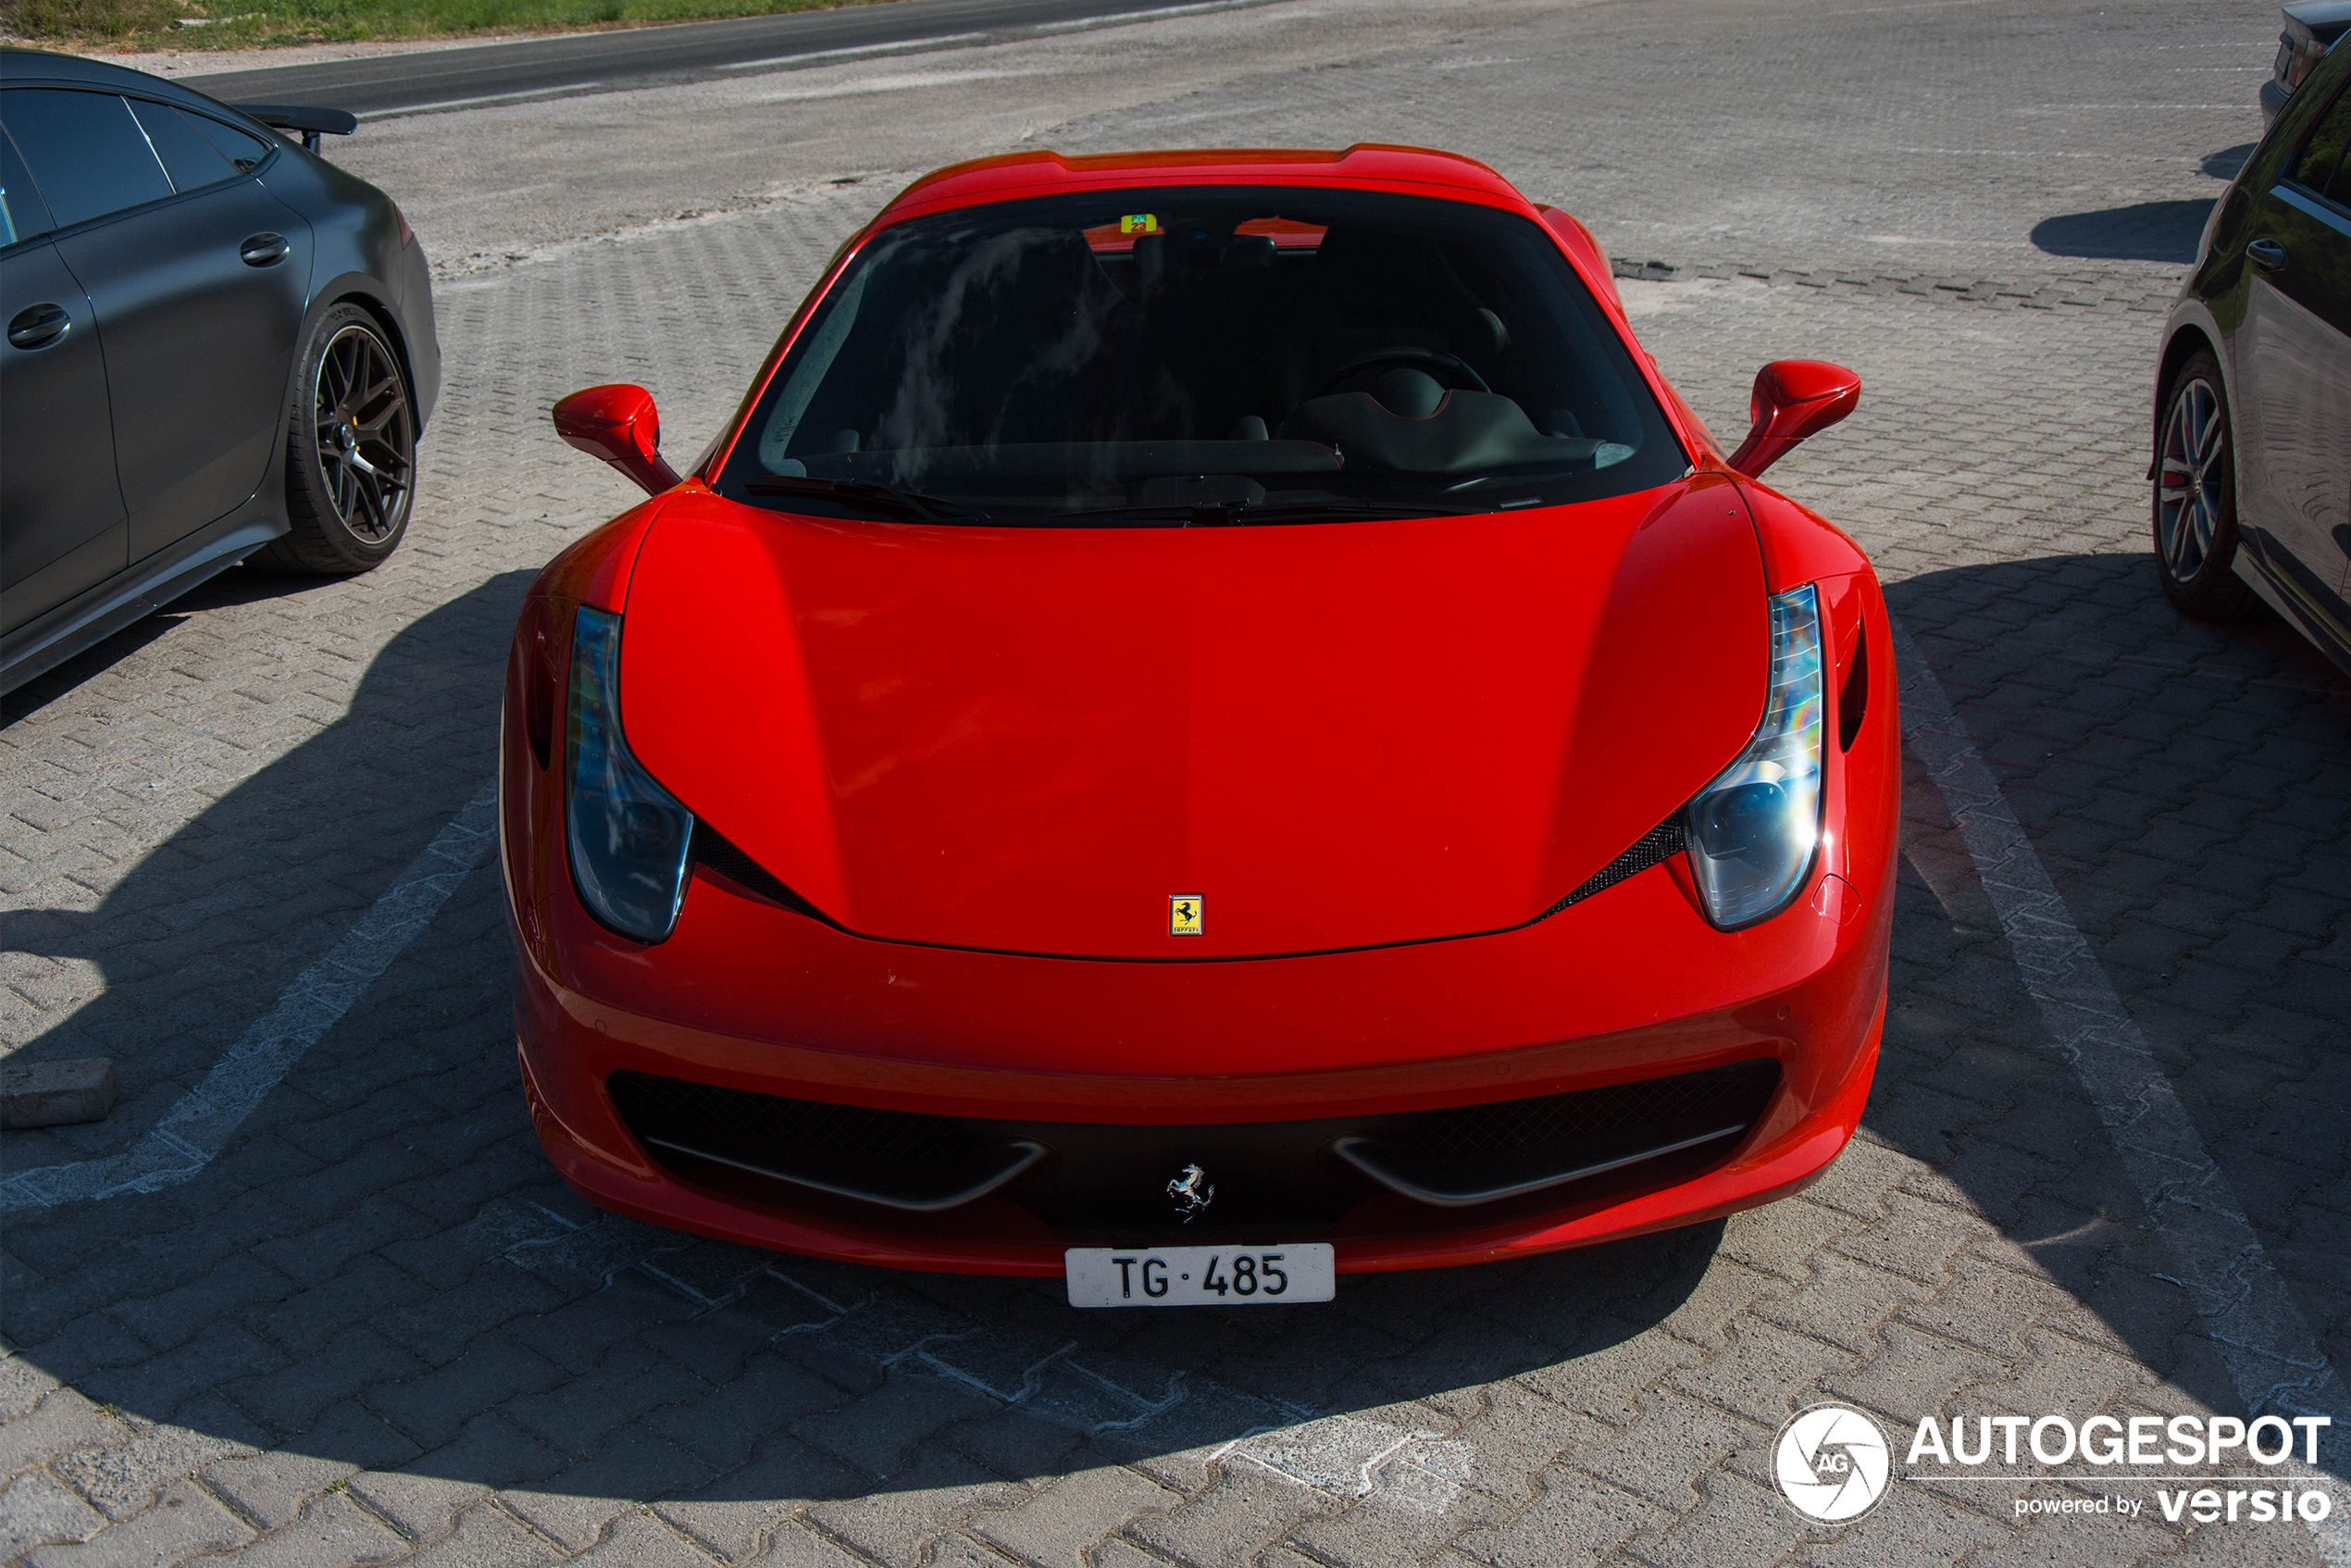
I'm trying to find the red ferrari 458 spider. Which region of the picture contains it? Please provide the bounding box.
[502,145,1897,1304]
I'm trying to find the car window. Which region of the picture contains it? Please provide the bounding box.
[2288,82,2351,200]
[719,185,1687,524]
[0,88,172,230]
[182,111,276,174]
[125,97,237,192]
[0,125,55,245]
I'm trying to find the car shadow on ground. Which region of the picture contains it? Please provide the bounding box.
[2030,199,2215,264]
[1,550,2345,1515]
[2202,143,2258,180]
[1881,549,2351,1427]
[0,574,1725,1517]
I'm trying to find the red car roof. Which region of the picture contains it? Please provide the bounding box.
[876,143,1530,223]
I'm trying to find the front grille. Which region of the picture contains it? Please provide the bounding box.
[1337,1058,1780,1206]
[1408,1059,1773,1161]
[607,1072,1036,1211]
[609,1055,1780,1235]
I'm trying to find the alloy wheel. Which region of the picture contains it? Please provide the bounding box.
[311,323,414,542]
[2155,376,2226,581]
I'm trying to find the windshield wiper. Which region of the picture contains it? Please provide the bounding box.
[1229,499,1484,522]
[743,476,987,524]
[1052,498,1484,527]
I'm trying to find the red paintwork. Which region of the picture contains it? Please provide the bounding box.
[1536,205,1625,315]
[1728,359,1862,479]
[504,145,1900,1275]
[553,383,682,497]
[618,478,1763,958]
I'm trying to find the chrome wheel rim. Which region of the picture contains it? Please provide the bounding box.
[312,323,414,542]
[2156,376,2226,580]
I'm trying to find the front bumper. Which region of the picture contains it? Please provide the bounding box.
[502,563,1901,1277]
[509,824,1892,1277]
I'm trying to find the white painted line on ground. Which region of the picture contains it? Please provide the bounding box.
[357,83,601,118]
[1026,0,1267,32]
[1893,615,2349,1559]
[716,31,991,69]
[0,780,500,1213]
[1887,146,2209,162]
[750,67,1054,105]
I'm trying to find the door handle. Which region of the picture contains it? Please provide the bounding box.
[240,232,290,267]
[2248,238,2288,273]
[6,302,70,350]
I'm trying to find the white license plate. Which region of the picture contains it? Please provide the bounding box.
[1064,1243,1335,1307]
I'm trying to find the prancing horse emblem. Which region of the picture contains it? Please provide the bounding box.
[1167,1163,1215,1222]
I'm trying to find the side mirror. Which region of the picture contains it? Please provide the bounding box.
[1727,359,1860,479]
[553,383,681,497]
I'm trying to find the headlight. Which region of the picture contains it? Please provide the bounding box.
[1685,583,1824,928]
[566,606,693,942]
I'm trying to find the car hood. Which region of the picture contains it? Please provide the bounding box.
[618,476,1766,958]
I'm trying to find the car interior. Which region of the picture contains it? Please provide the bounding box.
[732,187,1681,519]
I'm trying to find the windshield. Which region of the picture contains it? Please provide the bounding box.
[715,185,1688,524]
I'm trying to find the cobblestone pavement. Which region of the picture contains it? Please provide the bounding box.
[6,0,2351,1563]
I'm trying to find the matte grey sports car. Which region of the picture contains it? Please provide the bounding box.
[1,49,439,696]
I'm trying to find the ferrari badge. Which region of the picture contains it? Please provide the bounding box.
[1167,1163,1215,1221]
[1169,894,1202,936]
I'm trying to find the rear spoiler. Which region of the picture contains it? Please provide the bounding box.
[233,104,359,153]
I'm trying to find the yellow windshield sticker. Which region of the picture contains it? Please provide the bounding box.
[1121,214,1160,235]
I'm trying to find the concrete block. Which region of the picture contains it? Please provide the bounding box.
[2,1059,117,1128]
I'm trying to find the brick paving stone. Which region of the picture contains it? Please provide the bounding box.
[1125,1463,1344,1568]
[19,1475,253,1566]
[559,1508,715,1567]
[0,1471,108,1559]
[184,1493,409,1567]
[392,1503,563,1567]
[651,1432,863,1561]
[1448,1464,1672,1568]
[48,1421,255,1523]
[802,1447,1025,1568]
[498,1427,710,1551]
[969,1462,1182,1567]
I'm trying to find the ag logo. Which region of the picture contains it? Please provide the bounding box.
[1773,1403,1890,1523]
[1169,894,1202,936]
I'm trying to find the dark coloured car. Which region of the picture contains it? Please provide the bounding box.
[2262,2,2351,129]
[1,50,438,696]
[2154,29,2351,673]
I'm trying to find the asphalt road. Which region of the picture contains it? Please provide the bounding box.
[179,0,1266,118]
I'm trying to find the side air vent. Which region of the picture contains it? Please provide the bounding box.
[1838,627,1869,752]
[690,823,827,919]
[1534,816,1687,923]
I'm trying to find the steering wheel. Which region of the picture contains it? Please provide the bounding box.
[1306,347,1492,402]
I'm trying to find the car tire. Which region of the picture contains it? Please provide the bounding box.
[251,303,417,575]
[2151,350,2259,621]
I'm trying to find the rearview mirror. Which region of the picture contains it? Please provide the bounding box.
[553,383,681,497]
[1727,360,1860,479]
